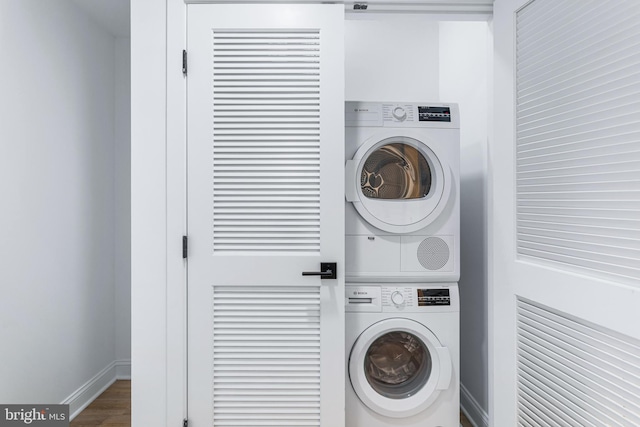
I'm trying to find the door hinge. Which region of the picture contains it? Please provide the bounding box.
[182,50,187,76]
[182,235,188,259]
[183,418,188,427]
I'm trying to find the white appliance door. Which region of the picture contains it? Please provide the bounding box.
[186,4,345,426]
[346,131,451,233]
[492,0,640,425]
[349,318,451,418]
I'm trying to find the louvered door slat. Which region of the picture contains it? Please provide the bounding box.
[517,299,640,427]
[213,286,321,427]
[212,29,321,253]
[515,0,640,286]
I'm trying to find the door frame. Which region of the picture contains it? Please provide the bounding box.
[488,1,530,425]
[131,0,187,425]
[166,0,188,426]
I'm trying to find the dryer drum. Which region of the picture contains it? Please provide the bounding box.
[364,331,433,399]
[360,143,432,200]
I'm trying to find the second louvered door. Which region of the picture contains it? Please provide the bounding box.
[492,0,640,425]
[186,4,344,427]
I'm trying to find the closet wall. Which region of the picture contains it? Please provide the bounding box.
[439,21,490,425]
[345,17,490,424]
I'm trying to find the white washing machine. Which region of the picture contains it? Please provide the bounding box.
[345,101,460,282]
[346,284,460,427]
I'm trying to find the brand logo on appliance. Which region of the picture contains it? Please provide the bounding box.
[353,291,368,295]
[354,108,369,112]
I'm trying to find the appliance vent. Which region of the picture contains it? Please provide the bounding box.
[212,285,321,426]
[515,0,640,285]
[517,298,640,426]
[417,237,450,270]
[212,30,321,254]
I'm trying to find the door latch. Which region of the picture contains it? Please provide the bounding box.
[302,262,337,280]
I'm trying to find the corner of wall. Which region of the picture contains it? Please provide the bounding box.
[63,359,131,421]
[114,35,132,364]
[461,382,489,427]
[63,363,117,420]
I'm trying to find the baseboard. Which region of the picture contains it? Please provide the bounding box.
[115,359,131,380]
[460,383,489,427]
[62,361,117,420]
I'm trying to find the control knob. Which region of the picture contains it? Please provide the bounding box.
[391,291,405,306]
[392,106,407,121]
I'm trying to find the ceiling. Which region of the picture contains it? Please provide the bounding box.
[68,0,493,38]
[71,0,130,38]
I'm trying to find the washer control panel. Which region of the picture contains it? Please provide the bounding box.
[417,288,451,306]
[346,285,459,313]
[382,287,415,307]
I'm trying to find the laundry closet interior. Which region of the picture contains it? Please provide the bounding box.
[132,2,491,426]
[131,1,640,427]
[3,1,639,426]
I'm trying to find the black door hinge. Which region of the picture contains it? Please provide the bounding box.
[183,419,188,427]
[182,50,187,76]
[182,235,188,259]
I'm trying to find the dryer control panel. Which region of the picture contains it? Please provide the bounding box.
[346,284,459,313]
[345,101,459,128]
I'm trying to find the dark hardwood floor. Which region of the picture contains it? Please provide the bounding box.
[70,380,130,427]
[71,380,474,426]
[460,411,474,427]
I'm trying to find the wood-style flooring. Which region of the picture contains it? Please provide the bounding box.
[460,411,474,427]
[70,380,130,427]
[71,380,474,427]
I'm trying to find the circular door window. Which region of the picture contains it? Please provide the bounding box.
[349,318,451,418]
[361,144,432,200]
[347,135,451,234]
[364,331,432,399]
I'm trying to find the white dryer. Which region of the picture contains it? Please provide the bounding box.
[345,101,460,282]
[346,283,460,427]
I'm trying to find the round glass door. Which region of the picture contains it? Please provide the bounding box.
[349,318,451,418]
[364,331,432,399]
[347,135,451,234]
[361,144,432,200]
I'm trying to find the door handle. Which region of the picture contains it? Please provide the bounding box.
[302,262,337,280]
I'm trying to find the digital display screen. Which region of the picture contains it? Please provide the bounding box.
[418,106,451,122]
[417,289,451,306]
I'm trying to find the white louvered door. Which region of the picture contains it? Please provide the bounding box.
[492,1,640,426]
[186,4,344,427]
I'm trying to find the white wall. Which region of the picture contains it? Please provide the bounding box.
[346,17,490,425]
[114,37,132,369]
[439,21,490,425]
[0,0,125,409]
[345,19,439,101]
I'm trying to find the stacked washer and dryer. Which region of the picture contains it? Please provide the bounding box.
[344,102,460,427]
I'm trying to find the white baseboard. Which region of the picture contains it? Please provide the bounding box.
[460,382,489,427]
[115,358,131,379]
[62,362,117,420]
[62,359,131,420]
